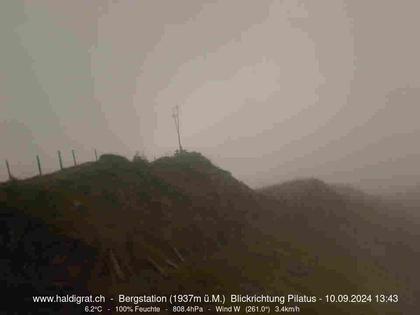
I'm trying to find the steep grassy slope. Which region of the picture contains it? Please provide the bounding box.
[1,153,418,314]
[260,179,420,313]
[0,152,274,313]
[0,206,96,314]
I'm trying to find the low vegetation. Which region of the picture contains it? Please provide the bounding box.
[1,151,418,314]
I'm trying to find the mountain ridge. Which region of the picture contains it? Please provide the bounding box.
[1,151,419,314]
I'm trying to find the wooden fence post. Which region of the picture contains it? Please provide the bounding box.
[5,160,12,180]
[57,150,63,170]
[36,155,42,176]
[72,150,77,166]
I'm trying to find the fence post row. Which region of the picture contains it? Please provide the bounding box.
[3,149,104,180]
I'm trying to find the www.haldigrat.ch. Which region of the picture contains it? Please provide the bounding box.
[32,294,105,304]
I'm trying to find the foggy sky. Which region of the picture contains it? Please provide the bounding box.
[1,0,419,193]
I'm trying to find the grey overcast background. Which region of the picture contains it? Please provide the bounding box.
[1,0,419,193]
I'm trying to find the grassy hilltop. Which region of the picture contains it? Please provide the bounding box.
[1,151,419,314]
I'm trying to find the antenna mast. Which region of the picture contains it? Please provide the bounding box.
[172,105,183,152]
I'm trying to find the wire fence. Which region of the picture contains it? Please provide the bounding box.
[1,149,172,183]
[1,148,101,183]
